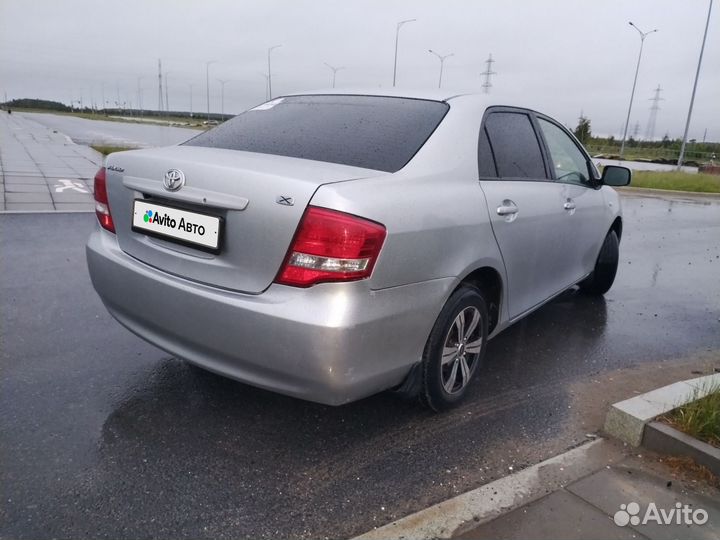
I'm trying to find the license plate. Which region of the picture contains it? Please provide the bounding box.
[132,199,222,252]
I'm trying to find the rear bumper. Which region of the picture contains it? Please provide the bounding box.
[86,229,454,405]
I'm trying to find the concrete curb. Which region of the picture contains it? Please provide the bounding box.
[643,421,720,477]
[351,438,625,540]
[604,373,720,447]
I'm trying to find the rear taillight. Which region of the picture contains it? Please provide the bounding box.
[93,167,115,233]
[276,207,387,287]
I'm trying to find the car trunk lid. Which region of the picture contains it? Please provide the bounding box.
[104,146,385,293]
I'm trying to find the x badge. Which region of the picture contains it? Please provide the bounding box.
[276,195,294,206]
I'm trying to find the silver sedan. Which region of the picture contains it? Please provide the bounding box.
[87,90,630,410]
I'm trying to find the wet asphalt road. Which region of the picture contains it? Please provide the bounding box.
[1,193,720,539]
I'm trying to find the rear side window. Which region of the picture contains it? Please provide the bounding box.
[484,112,547,179]
[478,127,498,178]
[184,95,449,173]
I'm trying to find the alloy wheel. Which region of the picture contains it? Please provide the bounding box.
[440,306,483,394]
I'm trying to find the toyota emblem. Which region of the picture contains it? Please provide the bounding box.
[163,169,185,191]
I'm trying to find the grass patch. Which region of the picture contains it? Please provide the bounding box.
[90,144,138,156]
[586,145,714,165]
[629,171,720,193]
[663,385,720,448]
[661,455,720,488]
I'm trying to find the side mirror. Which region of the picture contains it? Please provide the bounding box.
[601,165,631,187]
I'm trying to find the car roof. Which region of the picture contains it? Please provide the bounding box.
[279,87,538,112]
[282,87,479,102]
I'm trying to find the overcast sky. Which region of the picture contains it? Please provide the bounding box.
[1,0,717,139]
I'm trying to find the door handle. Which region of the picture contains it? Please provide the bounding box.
[497,202,519,216]
[563,201,576,211]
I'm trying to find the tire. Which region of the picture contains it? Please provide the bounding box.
[579,230,619,296]
[421,285,489,412]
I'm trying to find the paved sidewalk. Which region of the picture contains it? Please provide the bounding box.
[457,452,720,539]
[0,110,101,212]
[356,439,720,540]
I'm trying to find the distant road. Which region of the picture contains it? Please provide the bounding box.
[594,157,698,174]
[23,112,201,148]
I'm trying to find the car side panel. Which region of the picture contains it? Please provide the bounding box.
[311,174,505,291]
[480,179,573,318]
[311,94,505,287]
[600,186,623,243]
[556,182,611,281]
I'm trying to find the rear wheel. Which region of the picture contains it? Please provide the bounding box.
[421,286,488,412]
[579,230,619,295]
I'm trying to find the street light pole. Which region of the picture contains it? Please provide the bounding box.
[188,83,193,117]
[217,79,231,120]
[136,77,143,118]
[164,72,171,113]
[268,45,281,99]
[428,49,454,88]
[393,18,416,87]
[619,22,658,158]
[324,62,345,88]
[677,0,713,170]
[259,73,269,101]
[206,60,216,122]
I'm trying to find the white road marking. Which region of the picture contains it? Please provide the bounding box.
[53,179,89,193]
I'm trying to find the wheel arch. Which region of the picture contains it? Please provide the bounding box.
[455,266,504,334]
[394,264,504,400]
[610,216,623,241]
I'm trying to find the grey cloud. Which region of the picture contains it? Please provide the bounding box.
[0,0,717,139]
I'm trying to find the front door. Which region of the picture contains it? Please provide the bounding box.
[535,116,608,283]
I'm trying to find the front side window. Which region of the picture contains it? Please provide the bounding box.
[183,95,449,173]
[483,112,547,180]
[537,118,592,186]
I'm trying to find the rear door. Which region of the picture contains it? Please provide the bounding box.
[478,109,568,318]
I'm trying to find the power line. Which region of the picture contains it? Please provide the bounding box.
[480,53,496,94]
[157,59,164,112]
[644,84,663,141]
[165,72,170,112]
[619,22,658,156]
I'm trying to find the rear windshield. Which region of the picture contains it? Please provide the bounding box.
[183,95,449,173]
